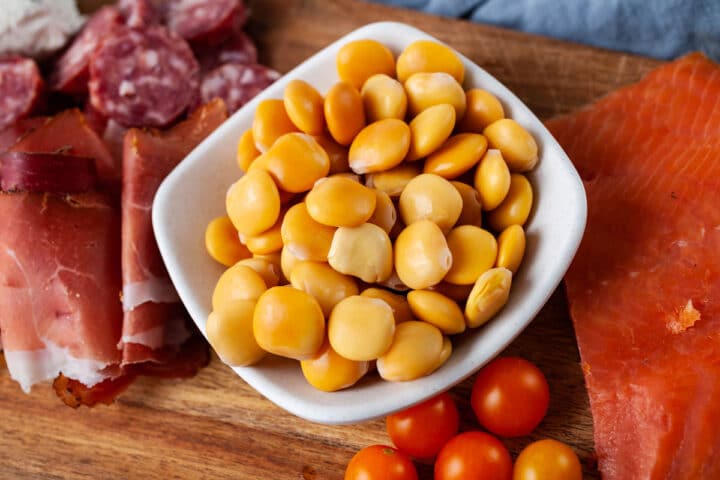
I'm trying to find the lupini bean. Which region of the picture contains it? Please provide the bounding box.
[328,295,395,361]
[394,220,452,290]
[253,286,325,360]
[396,40,465,84]
[328,223,393,283]
[361,73,408,122]
[205,216,251,266]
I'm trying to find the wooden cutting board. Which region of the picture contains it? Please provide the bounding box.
[0,1,662,478]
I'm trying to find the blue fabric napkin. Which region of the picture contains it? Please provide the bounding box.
[371,0,720,60]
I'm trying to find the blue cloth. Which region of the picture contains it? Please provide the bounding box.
[371,0,720,61]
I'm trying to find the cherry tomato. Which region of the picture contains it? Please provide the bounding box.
[513,439,583,480]
[471,356,549,437]
[386,392,459,459]
[434,431,512,480]
[345,445,418,480]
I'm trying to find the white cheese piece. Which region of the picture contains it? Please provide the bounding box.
[0,0,86,59]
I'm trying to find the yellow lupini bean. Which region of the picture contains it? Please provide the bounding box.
[212,264,267,310]
[283,79,325,135]
[367,189,397,233]
[253,286,325,360]
[324,81,366,146]
[395,220,452,290]
[290,261,359,317]
[300,339,370,392]
[407,290,466,334]
[475,149,511,211]
[361,287,414,324]
[305,176,377,227]
[496,224,526,274]
[459,89,505,133]
[396,40,465,84]
[487,173,533,231]
[361,73,407,122]
[399,173,463,233]
[328,295,395,361]
[336,39,395,90]
[236,257,281,288]
[252,99,298,152]
[263,133,330,193]
[206,299,265,367]
[205,216,251,266]
[483,119,538,172]
[404,72,466,119]
[444,225,497,285]
[281,202,336,262]
[280,245,303,281]
[348,118,411,174]
[313,134,349,174]
[465,267,512,328]
[241,215,283,255]
[405,103,456,162]
[376,321,444,382]
[424,133,488,179]
[328,223,393,283]
[451,181,482,227]
[365,163,420,197]
[225,168,280,237]
[236,129,260,172]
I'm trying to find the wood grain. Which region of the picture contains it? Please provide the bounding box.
[0,0,663,478]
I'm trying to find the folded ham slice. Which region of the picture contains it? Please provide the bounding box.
[0,191,123,392]
[120,98,227,364]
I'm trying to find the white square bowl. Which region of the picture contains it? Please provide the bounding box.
[153,21,586,425]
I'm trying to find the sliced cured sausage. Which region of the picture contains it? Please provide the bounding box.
[198,63,279,113]
[166,0,247,46]
[194,30,258,71]
[89,26,199,128]
[117,0,160,29]
[0,57,44,130]
[49,6,124,95]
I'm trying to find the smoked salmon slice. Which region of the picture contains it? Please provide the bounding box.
[546,53,720,479]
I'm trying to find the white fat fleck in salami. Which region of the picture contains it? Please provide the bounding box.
[199,63,280,113]
[166,0,246,45]
[0,57,44,130]
[49,6,124,94]
[88,26,199,128]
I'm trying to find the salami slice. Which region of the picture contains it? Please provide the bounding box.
[166,0,247,46]
[195,30,258,72]
[89,26,200,128]
[0,57,44,130]
[198,63,280,114]
[49,6,124,95]
[118,0,160,29]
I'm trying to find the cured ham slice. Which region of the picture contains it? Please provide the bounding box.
[9,109,119,185]
[546,53,720,479]
[0,191,123,393]
[121,99,227,364]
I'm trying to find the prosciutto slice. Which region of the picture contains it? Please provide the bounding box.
[120,98,227,364]
[0,191,122,392]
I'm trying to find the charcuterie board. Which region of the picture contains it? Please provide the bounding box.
[0,0,662,478]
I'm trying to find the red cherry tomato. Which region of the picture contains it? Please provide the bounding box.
[513,439,583,480]
[344,445,418,480]
[386,392,459,459]
[471,356,550,437]
[434,431,512,480]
